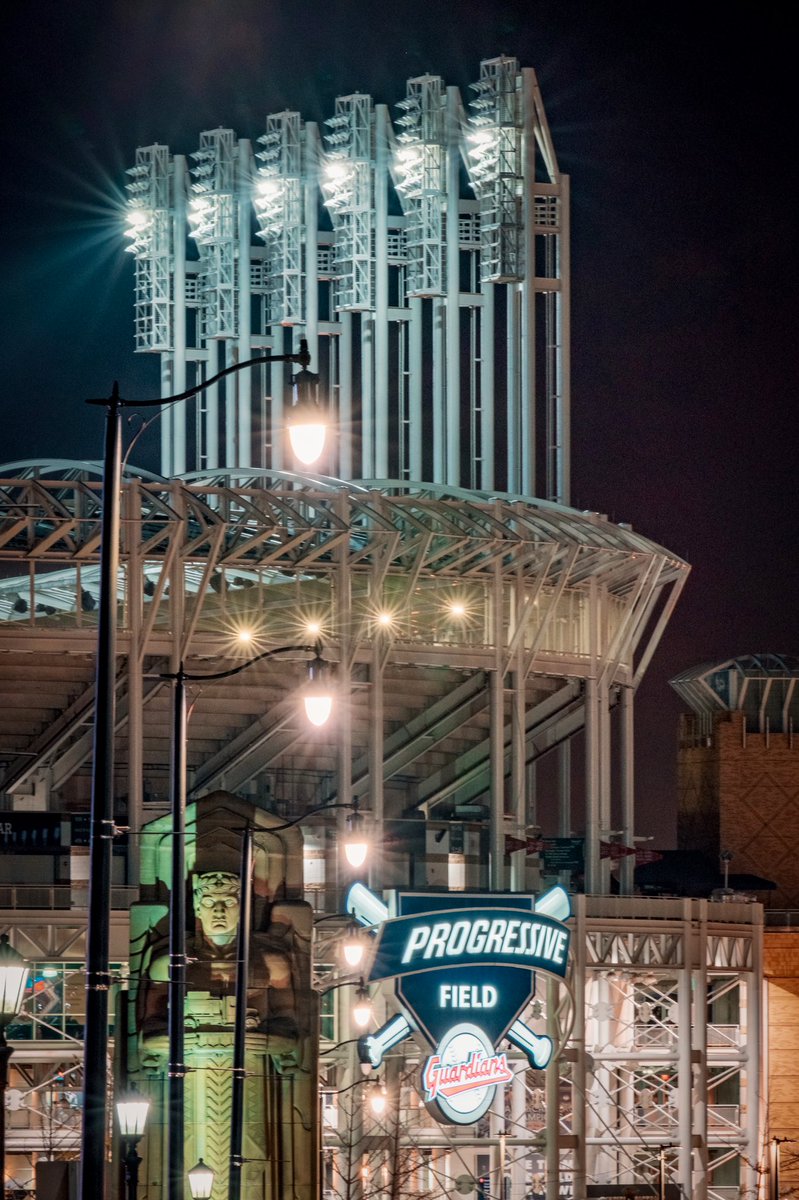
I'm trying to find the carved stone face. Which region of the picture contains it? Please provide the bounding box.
[192,871,241,946]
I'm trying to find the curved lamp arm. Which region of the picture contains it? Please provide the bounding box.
[159,642,320,685]
[87,342,312,410]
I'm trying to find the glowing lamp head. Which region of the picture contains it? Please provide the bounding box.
[341,922,365,969]
[343,807,368,870]
[116,1089,150,1139]
[303,650,333,728]
[287,364,328,466]
[352,983,372,1030]
[369,1085,387,1116]
[187,1158,215,1200]
[449,601,466,618]
[288,411,327,466]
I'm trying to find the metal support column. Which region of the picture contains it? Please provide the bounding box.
[572,895,587,1200]
[237,139,253,469]
[374,106,389,479]
[693,900,709,1200]
[619,686,635,896]
[678,900,693,1197]
[584,676,600,895]
[339,311,353,479]
[520,70,536,497]
[173,155,188,476]
[408,297,423,480]
[445,87,461,485]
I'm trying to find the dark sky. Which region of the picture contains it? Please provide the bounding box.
[1,1,797,846]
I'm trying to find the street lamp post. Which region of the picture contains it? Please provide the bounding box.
[0,934,29,1192]
[159,642,333,1200]
[227,801,367,1200]
[81,340,327,1200]
[116,1089,150,1200]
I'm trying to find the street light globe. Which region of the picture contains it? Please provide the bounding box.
[370,1085,388,1116]
[288,417,328,467]
[287,364,328,466]
[0,934,29,1026]
[116,1090,150,1139]
[343,808,368,870]
[341,923,365,969]
[304,652,333,728]
[352,983,372,1030]
[188,1158,215,1200]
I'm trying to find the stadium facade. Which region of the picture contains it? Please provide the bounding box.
[0,56,764,1200]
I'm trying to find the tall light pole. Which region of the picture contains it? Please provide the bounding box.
[227,800,368,1200]
[159,642,334,1200]
[0,934,29,1191]
[81,340,327,1200]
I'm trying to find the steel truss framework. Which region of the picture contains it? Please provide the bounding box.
[0,463,687,900]
[123,55,571,502]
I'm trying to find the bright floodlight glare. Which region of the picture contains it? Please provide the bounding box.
[370,1086,388,1116]
[449,601,466,617]
[352,984,372,1029]
[236,628,254,644]
[377,612,393,627]
[288,418,327,466]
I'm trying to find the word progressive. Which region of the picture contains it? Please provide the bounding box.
[400,915,568,967]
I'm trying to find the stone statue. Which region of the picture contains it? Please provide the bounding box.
[140,869,305,1049]
[129,792,318,1200]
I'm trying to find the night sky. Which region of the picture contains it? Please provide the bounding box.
[1,1,797,846]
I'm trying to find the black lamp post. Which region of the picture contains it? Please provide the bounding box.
[160,642,333,1200]
[80,340,326,1200]
[116,1089,150,1200]
[227,800,367,1200]
[0,934,29,1191]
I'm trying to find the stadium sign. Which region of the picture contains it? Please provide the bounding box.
[345,885,572,1125]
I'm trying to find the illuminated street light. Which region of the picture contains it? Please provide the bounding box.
[116,1089,150,1200]
[341,922,365,969]
[369,1083,388,1116]
[343,804,368,869]
[352,982,373,1029]
[304,648,334,728]
[188,1158,215,1200]
[287,363,328,465]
